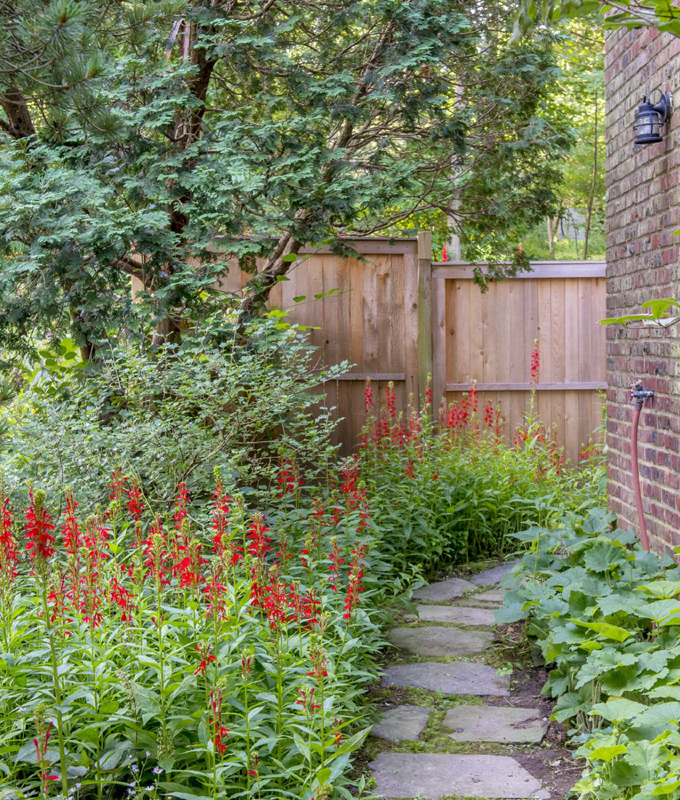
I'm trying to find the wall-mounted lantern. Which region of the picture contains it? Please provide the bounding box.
[634,92,673,144]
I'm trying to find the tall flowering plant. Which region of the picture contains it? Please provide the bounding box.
[0,473,380,800]
[356,345,604,572]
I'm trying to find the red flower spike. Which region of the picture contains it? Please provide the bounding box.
[109,467,126,503]
[211,477,231,554]
[364,377,373,415]
[0,494,17,582]
[125,479,144,522]
[247,513,271,558]
[530,343,540,387]
[142,517,170,587]
[24,489,55,563]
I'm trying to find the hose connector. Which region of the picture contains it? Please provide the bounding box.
[630,379,654,410]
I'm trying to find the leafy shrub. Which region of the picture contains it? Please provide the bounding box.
[499,510,680,799]
[356,370,605,577]
[0,315,346,512]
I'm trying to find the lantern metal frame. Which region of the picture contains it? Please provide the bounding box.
[634,91,673,145]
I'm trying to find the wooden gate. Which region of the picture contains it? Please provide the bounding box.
[213,236,427,449]
[429,260,607,465]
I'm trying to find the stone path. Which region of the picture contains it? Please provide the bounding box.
[370,560,552,799]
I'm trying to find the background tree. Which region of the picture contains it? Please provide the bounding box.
[515,19,604,260]
[0,0,572,361]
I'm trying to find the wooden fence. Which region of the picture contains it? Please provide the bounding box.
[137,235,607,462]
[430,258,607,465]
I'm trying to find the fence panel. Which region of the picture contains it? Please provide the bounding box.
[431,261,607,465]
[211,238,422,451]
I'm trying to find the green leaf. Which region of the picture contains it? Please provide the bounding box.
[569,618,633,642]
[592,698,647,722]
[587,744,627,762]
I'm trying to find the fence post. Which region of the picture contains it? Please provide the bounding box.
[417,231,433,404]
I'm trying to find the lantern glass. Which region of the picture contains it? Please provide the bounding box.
[634,110,662,143]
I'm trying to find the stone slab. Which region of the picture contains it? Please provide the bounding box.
[370,752,549,799]
[372,704,432,743]
[443,705,548,744]
[458,599,503,609]
[472,561,519,587]
[388,626,493,656]
[413,577,477,602]
[382,661,510,696]
[474,588,506,603]
[416,604,496,626]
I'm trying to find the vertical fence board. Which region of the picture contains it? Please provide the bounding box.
[403,253,419,401]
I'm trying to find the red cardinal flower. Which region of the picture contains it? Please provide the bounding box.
[125,479,144,522]
[193,644,216,676]
[530,342,540,387]
[247,513,271,558]
[0,494,17,582]
[24,489,55,563]
[211,476,231,554]
[143,517,169,586]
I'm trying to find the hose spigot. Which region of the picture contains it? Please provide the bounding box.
[630,380,654,410]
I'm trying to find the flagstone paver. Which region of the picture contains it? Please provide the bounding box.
[370,752,550,799]
[443,705,548,744]
[382,661,510,696]
[471,588,506,603]
[472,561,520,586]
[388,626,493,656]
[372,704,432,743]
[458,599,503,609]
[412,576,477,602]
[374,565,551,799]
[415,603,496,626]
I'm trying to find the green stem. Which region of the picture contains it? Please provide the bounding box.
[244,676,251,791]
[41,578,69,799]
[156,578,168,752]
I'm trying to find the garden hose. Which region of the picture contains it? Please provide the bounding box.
[630,380,654,552]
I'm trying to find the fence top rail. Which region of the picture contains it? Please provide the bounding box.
[432,260,606,280]
[208,235,419,256]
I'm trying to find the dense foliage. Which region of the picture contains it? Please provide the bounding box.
[354,350,605,578]
[512,0,680,44]
[0,470,390,800]
[500,511,680,799]
[0,0,574,360]
[0,316,345,512]
[519,20,604,261]
[0,321,609,800]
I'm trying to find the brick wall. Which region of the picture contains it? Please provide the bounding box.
[605,27,680,552]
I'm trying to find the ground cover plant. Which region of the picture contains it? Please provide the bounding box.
[499,510,680,799]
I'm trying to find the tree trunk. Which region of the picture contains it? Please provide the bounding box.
[583,98,598,261]
[0,83,35,139]
[546,215,554,257]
